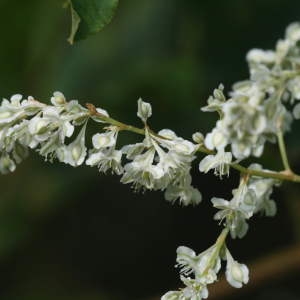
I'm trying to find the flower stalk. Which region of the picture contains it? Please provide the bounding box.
[277,130,292,172]
[86,103,300,183]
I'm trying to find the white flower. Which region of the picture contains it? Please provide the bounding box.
[246,49,276,65]
[165,183,201,206]
[161,291,181,300]
[38,134,60,162]
[199,150,232,177]
[62,100,90,126]
[11,143,29,164]
[231,183,257,217]
[167,140,197,156]
[181,276,209,300]
[57,123,87,167]
[64,100,85,114]
[249,180,276,214]
[154,131,197,180]
[87,127,123,174]
[165,174,201,206]
[0,95,44,126]
[275,39,291,62]
[121,148,164,190]
[0,153,16,174]
[28,116,52,141]
[28,107,74,146]
[0,95,25,125]
[217,91,267,159]
[161,277,209,300]
[166,243,223,300]
[155,149,189,184]
[247,164,278,216]
[293,102,300,119]
[204,127,227,151]
[0,120,31,172]
[230,142,251,160]
[202,78,281,161]
[286,22,300,43]
[287,76,300,100]
[23,96,45,114]
[176,245,221,282]
[2,120,26,149]
[192,132,204,144]
[60,120,75,141]
[176,246,198,276]
[154,150,195,191]
[225,249,249,288]
[86,149,123,175]
[211,181,257,239]
[158,129,178,139]
[156,129,198,157]
[201,84,226,113]
[51,91,66,106]
[137,98,152,123]
[121,128,197,193]
[92,130,117,149]
[121,143,145,159]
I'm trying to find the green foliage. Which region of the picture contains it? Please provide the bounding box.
[68,0,119,44]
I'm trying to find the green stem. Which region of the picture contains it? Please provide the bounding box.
[277,130,292,172]
[86,104,300,183]
[202,227,229,275]
[230,163,300,182]
[215,227,229,250]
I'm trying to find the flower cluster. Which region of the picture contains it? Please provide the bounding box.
[161,23,300,299]
[212,164,278,239]
[86,126,123,175]
[117,100,201,205]
[200,23,300,162]
[0,94,201,206]
[162,239,249,300]
[0,92,93,173]
[1,23,300,300]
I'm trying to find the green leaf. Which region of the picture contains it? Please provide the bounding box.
[68,0,119,44]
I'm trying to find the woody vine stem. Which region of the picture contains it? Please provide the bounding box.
[2,23,300,300]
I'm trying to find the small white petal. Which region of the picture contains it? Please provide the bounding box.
[51,91,66,106]
[11,94,23,102]
[92,132,116,149]
[137,98,152,122]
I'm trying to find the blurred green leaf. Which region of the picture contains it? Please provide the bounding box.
[68,0,119,44]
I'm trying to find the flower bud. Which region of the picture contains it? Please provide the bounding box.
[137,98,152,123]
[246,49,276,64]
[286,22,300,42]
[92,131,116,149]
[225,249,249,288]
[192,132,204,144]
[51,91,66,106]
[204,127,227,151]
[161,291,180,300]
[0,153,16,174]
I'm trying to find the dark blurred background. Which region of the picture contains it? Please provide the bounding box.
[0,0,300,299]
